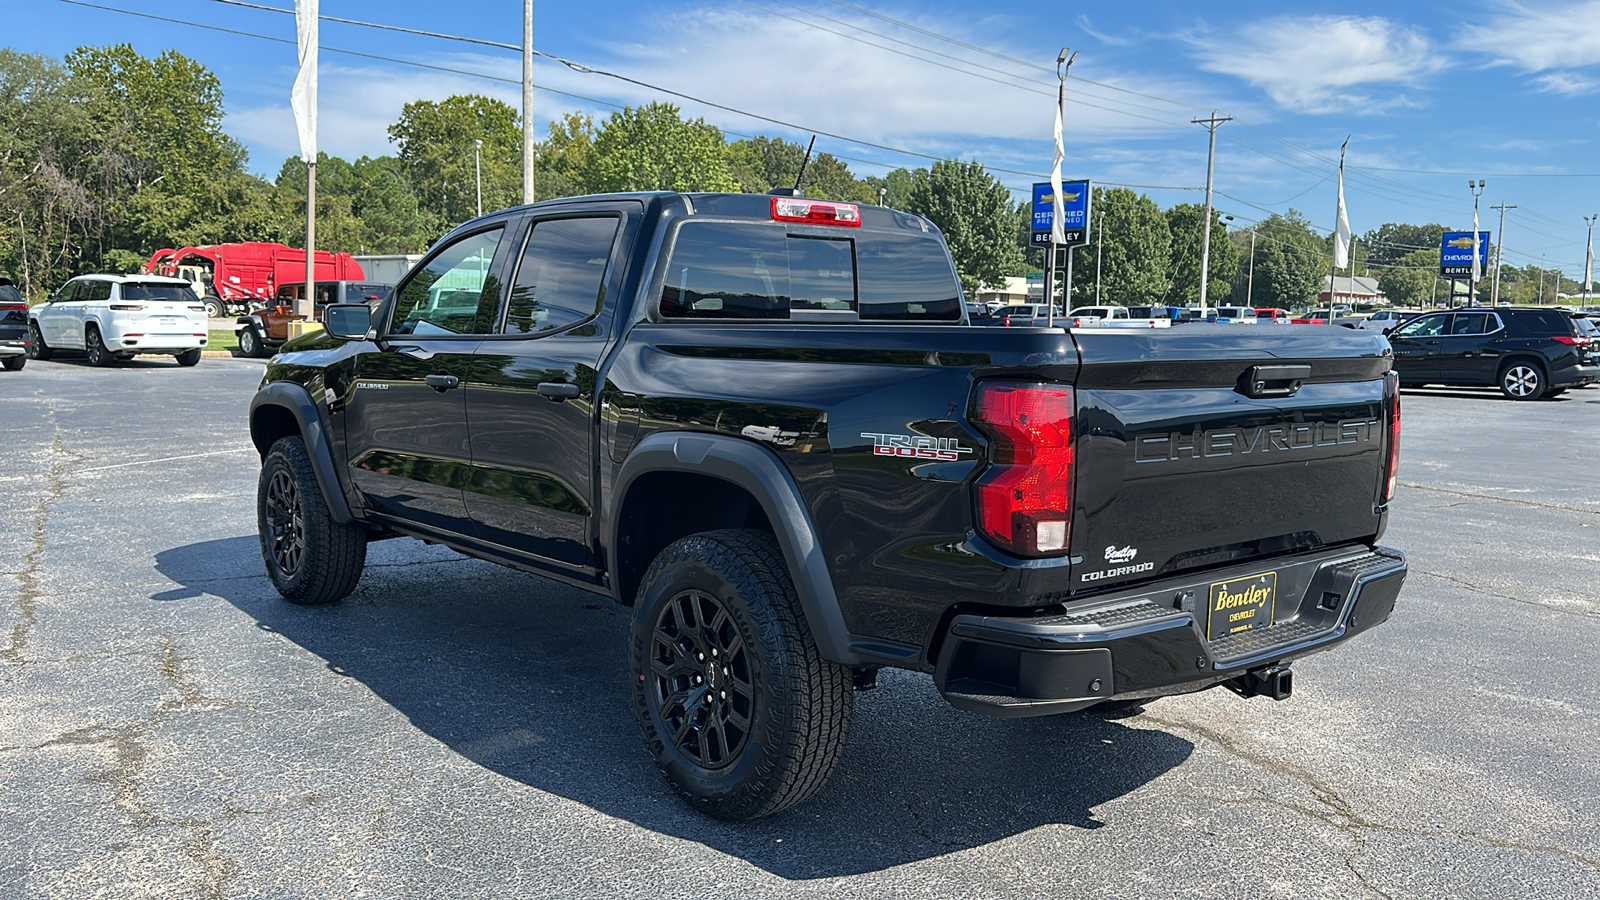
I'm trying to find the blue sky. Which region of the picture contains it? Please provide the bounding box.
[10,0,1600,275]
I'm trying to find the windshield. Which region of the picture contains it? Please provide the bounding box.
[122,282,196,302]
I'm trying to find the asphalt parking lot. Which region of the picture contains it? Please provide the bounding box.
[3,356,1598,898]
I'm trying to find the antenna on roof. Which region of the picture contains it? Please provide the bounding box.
[793,135,817,196]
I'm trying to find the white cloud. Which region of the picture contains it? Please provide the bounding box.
[1458,1,1600,70]
[1193,16,1444,113]
[1533,71,1600,94]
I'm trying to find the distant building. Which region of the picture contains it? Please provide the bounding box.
[1318,275,1385,306]
[973,275,1031,308]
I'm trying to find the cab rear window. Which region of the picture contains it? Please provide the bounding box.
[660,222,960,322]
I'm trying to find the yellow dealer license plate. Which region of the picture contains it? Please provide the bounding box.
[1206,572,1277,640]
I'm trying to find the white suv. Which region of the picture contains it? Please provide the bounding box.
[29,275,208,367]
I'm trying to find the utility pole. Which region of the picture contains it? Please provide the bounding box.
[1192,111,1232,315]
[1490,202,1516,304]
[522,0,535,205]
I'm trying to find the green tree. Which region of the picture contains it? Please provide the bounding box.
[1164,203,1239,307]
[1250,210,1326,308]
[1090,187,1170,307]
[726,136,871,202]
[1362,222,1448,269]
[584,102,736,194]
[902,159,1023,295]
[389,94,523,226]
[862,168,915,211]
[535,112,596,201]
[1376,249,1448,308]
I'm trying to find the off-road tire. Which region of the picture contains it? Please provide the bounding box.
[239,326,265,358]
[630,529,853,820]
[258,435,367,605]
[1498,359,1546,400]
[27,322,51,360]
[2,355,24,371]
[175,348,202,367]
[84,324,113,367]
[203,297,226,320]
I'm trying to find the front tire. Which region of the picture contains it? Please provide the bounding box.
[27,322,51,360]
[630,529,852,820]
[258,435,367,604]
[239,326,265,358]
[175,348,202,367]
[84,325,113,367]
[1499,361,1545,400]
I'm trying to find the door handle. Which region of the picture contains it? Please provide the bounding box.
[425,374,460,392]
[537,381,580,401]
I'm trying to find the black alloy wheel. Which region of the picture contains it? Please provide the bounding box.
[263,463,305,580]
[27,322,51,360]
[647,589,756,770]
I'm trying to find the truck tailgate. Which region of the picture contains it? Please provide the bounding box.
[1067,326,1394,592]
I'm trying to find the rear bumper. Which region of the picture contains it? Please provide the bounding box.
[1552,363,1599,387]
[934,545,1406,717]
[0,338,27,358]
[108,335,207,353]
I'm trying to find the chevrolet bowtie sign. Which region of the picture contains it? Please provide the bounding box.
[1440,231,1490,277]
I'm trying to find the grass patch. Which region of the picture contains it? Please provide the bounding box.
[208,328,239,352]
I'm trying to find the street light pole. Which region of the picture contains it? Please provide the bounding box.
[522,0,534,204]
[1247,228,1257,308]
[1192,111,1232,315]
[474,139,483,218]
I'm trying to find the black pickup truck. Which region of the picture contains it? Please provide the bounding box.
[249,192,1406,819]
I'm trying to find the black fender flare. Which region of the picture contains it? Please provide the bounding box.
[249,382,355,525]
[609,431,866,666]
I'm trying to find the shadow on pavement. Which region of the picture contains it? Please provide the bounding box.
[155,535,1194,879]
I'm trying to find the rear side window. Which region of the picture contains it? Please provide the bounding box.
[505,217,620,335]
[86,280,112,302]
[1507,309,1574,335]
[1449,312,1496,335]
[660,222,960,322]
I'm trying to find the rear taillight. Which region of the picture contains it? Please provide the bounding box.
[1383,373,1401,504]
[188,305,206,312]
[770,197,862,227]
[110,304,143,311]
[1552,336,1590,346]
[0,304,26,313]
[971,383,1075,556]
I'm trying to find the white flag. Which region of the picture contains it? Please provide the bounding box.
[1333,168,1351,269]
[1586,237,1594,293]
[291,0,318,163]
[1471,204,1482,283]
[1050,78,1065,246]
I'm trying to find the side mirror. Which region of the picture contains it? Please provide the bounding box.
[323,303,372,341]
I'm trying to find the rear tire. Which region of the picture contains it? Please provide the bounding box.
[257,435,367,604]
[203,297,226,320]
[1498,360,1545,400]
[2,355,24,371]
[630,529,853,820]
[27,322,51,360]
[175,348,202,367]
[84,325,113,367]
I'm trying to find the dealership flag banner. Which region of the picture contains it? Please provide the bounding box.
[1586,236,1594,292]
[1471,198,1482,283]
[1333,140,1351,269]
[291,0,318,162]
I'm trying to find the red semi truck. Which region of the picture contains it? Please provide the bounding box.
[144,242,364,318]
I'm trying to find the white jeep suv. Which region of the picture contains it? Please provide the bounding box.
[29,275,208,366]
